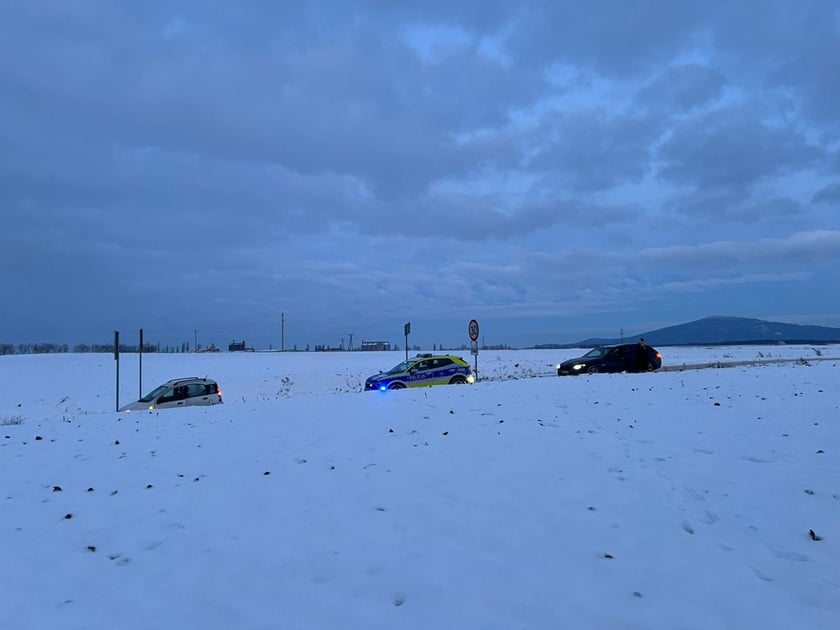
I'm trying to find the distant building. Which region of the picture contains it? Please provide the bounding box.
[361,341,391,351]
[229,340,254,352]
[314,344,343,351]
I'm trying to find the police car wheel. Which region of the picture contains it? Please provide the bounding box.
[449,376,467,385]
[389,382,406,390]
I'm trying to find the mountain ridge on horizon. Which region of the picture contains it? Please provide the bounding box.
[537,316,840,348]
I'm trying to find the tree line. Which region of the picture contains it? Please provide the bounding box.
[1,341,516,356]
[0,343,191,355]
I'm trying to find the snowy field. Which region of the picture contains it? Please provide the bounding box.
[2,345,839,629]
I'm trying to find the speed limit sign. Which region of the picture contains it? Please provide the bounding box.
[468,319,480,342]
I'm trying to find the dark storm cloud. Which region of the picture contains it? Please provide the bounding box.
[812,182,840,206]
[657,106,821,191]
[356,196,640,241]
[527,110,660,192]
[634,64,726,113]
[507,0,709,75]
[709,0,840,133]
[663,193,803,225]
[2,1,840,346]
[638,230,840,273]
[0,1,536,208]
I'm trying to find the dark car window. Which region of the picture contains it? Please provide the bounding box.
[140,384,169,403]
[187,383,207,397]
[159,385,190,402]
[157,388,176,404]
[583,348,608,358]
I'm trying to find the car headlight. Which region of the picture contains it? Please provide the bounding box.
[572,363,585,371]
[466,374,475,384]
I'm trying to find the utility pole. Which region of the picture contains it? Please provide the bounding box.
[281,312,285,351]
[194,329,197,352]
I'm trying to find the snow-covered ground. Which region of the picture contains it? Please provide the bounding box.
[2,345,839,629]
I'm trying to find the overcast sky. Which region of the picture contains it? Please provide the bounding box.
[2,1,839,350]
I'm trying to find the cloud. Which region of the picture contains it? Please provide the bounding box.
[710,0,840,132]
[2,2,840,346]
[657,106,821,190]
[507,0,709,76]
[661,272,810,293]
[812,182,840,205]
[526,109,660,192]
[663,193,803,224]
[638,230,840,270]
[634,64,726,113]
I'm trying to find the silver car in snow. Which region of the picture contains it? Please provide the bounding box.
[120,377,223,412]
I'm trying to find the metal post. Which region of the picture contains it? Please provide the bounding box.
[194,329,197,353]
[114,330,120,412]
[281,312,285,351]
[468,319,480,383]
[139,328,143,399]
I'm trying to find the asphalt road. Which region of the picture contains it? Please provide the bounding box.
[519,355,840,380]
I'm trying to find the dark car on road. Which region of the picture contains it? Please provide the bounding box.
[557,343,662,375]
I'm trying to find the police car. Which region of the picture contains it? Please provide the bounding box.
[364,354,475,391]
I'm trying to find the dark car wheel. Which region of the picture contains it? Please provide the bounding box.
[388,382,406,390]
[587,366,599,374]
[449,375,467,385]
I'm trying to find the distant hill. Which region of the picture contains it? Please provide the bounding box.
[536,316,840,348]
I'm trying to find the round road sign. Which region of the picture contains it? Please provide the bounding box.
[468,319,480,342]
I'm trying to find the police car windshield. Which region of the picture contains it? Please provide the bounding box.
[386,360,414,375]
